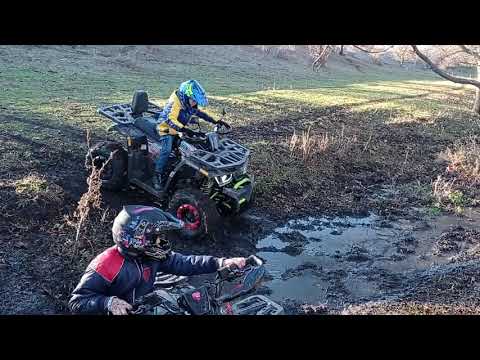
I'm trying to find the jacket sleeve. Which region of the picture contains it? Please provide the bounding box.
[156,251,222,276]
[194,109,217,124]
[166,96,186,131]
[68,268,111,314]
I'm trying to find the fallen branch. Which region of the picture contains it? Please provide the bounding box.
[69,130,114,249]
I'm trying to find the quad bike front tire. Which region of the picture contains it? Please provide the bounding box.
[168,187,221,241]
[85,141,128,191]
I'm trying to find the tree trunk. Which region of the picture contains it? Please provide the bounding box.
[475,65,480,114]
[474,87,480,114]
[339,45,344,56]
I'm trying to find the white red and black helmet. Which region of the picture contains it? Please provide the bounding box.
[112,205,185,260]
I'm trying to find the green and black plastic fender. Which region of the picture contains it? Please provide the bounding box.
[211,174,255,216]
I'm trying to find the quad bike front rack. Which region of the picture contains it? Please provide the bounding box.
[188,138,250,171]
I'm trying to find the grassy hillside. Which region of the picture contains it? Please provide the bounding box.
[1,45,478,217]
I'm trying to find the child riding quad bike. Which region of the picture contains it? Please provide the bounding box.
[86,88,255,241]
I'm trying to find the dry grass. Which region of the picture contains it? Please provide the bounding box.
[288,125,357,163]
[288,126,316,162]
[431,175,469,214]
[341,301,480,315]
[65,131,113,250]
[442,135,480,185]
[14,174,64,210]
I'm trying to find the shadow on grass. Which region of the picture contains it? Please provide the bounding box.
[0,114,92,198]
[7,115,87,142]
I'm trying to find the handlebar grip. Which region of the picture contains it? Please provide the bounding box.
[217,266,232,279]
[218,256,262,278]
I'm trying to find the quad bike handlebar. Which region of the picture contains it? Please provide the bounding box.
[217,255,263,280]
[187,108,231,137]
[180,129,207,142]
[213,255,265,302]
[213,123,232,135]
[128,254,267,315]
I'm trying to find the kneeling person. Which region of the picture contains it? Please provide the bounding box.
[69,205,245,315]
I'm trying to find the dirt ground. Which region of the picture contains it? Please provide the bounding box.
[0,103,479,315]
[2,106,480,315]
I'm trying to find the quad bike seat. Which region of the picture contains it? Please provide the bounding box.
[131,90,149,118]
[131,90,165,142]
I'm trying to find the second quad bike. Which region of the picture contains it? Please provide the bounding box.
[86,90,255,240]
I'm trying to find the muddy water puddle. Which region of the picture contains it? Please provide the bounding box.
[255,209,480,308]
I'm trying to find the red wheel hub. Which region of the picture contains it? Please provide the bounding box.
[177,204,201,231]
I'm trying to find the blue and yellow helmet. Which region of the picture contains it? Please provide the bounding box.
[179,79,208,107]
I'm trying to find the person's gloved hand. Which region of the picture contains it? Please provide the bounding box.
[222,257,247,269]
[108,296,132,315]
[216,120,231,129]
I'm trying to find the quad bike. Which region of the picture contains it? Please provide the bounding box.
[129,255,284,315]
[87,90,255,240]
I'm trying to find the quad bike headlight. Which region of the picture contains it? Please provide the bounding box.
[215,174,233,187]
[239,160,248,175]
[233,162,248,178]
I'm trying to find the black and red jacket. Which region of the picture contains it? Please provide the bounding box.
[69,246,221,314]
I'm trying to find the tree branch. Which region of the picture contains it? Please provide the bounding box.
[459,45,480,61]
[312,45,334,70]
[437,49,466,65]
[352,45,395,54]
[411,45,480,87]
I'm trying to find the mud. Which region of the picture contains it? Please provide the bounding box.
[3,181,480,314]
[251,209,480,314]
[3,167,480,315]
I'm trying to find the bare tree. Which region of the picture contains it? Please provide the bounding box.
[351,45,395,54]
[351,45,395,65]
[393,45,416,66]
[411,45,480,114]
[309,45,335,71]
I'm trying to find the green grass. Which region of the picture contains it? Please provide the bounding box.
[14,175,48,194]
[0,46,446,124]
[2,45,480,217]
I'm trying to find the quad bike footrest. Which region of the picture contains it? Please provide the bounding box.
[231,295,284,315]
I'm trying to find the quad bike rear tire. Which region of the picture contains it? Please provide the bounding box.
[168,187,221,241]
[86,141,128,191]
